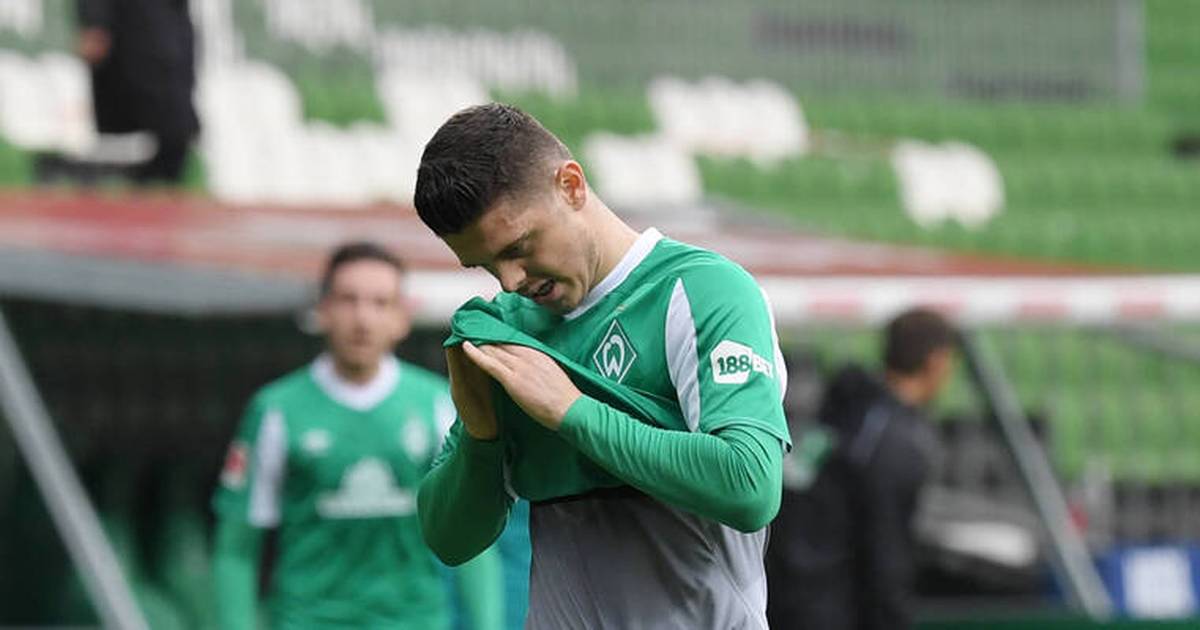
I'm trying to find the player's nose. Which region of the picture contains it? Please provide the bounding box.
[496,261,526,294]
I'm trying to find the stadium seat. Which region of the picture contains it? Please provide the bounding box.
[35,53,97,156]
[648,76,810,164]
[375,69,489,149]
[0,51,57,150]
[890,140,1004,230]
[582,132,702,209]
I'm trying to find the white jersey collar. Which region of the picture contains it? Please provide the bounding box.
[311,353,400,411]
[564,228,663,321]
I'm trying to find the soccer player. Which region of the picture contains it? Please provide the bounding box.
[211,242,503,630]
[413,104,790,628]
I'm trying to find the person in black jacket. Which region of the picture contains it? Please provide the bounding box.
[76,0,199,184]
[767,308,957,630]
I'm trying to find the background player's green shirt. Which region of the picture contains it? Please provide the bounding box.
[212,355,490,629]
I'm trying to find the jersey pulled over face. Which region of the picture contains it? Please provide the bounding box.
[318,260,410,375]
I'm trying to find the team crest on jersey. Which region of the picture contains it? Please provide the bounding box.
[593,319,638,383]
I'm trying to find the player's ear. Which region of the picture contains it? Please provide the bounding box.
[556,160,588,210]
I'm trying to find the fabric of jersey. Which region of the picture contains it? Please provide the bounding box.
[211,355,496,629]
[424,229,790,629]
[441,230,791,500]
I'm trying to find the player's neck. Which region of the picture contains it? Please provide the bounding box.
[330,356,382,386]
[589,206,641,292]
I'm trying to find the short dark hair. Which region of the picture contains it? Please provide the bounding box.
[414,103,571,236]
[320,241,405,296]
[883,308,958,375]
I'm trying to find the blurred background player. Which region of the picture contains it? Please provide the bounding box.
[210,242,503,630]
[75,0,199,184]
[414,103,790,629]
[767,308,957,630]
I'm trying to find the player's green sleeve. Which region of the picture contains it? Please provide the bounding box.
[418,421,513,566]
[559,395,783,532]
[212,517,263,630]
[453,546,505,630]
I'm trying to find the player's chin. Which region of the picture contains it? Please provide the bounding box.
[543,285,581,314]
[334,343,387,368]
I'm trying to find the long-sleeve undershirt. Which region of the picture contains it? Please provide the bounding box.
[418,394,782,565]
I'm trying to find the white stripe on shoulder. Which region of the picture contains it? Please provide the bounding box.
[248,409,287,527]
[665,278,702,432]
[760,286,787,401]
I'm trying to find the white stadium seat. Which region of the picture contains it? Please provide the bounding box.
[891,140,1005,230]
[583,132,702,210]
[648,76,810,165]
[38,53,97,156]
[375,69,488,148]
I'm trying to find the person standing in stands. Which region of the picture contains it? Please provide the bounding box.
[766,308,957,630]
[211,242,503,630]
[75,0,199,184]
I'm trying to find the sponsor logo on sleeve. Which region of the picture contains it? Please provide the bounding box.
[220,441,248,489]
[710,339,774,385]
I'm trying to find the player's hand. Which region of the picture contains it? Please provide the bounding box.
[446,344,499,440]
[77,28,111,65]
[461,341,581,430]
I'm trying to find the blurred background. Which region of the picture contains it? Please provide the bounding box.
[0,0,1198,628]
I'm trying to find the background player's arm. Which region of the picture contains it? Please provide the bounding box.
[212,519,263,630]
[211,399,286,630]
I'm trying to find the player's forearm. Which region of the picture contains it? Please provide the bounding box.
[453,546,505,630]
[417,434,512,566]
[212,519,262,630]
[559,395,783,532]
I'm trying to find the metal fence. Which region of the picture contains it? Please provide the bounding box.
[3,0,1145,102]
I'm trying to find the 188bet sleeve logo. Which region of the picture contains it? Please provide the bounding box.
[710,340,773,385]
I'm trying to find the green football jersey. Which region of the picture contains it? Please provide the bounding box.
[213,355,456,628]
[449,228,790,501]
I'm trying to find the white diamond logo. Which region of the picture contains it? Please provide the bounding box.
[592,319,638,383]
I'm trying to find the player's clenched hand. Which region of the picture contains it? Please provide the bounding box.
[461,341,581,430]
[446,344,499,440]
